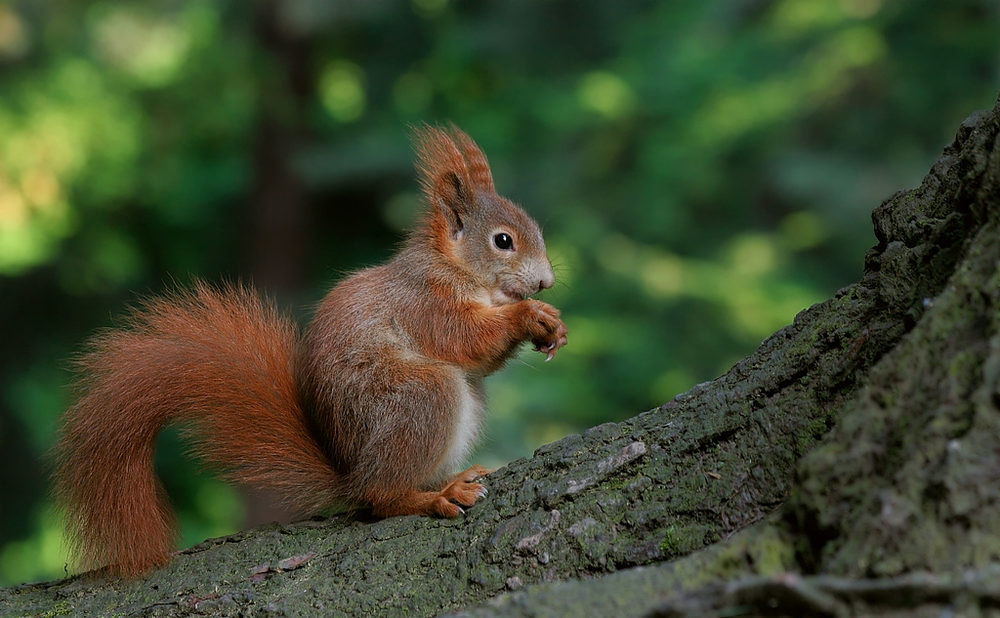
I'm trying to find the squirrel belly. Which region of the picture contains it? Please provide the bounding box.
[52,125,568,577]
[439,373,486,485]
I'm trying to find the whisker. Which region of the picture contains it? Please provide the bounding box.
[511,355,538,370]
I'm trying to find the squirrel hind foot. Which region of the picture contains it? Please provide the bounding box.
[367,490,467,519]
[448,464,493,484]
[366,465,492,519]
[439,479,485,509]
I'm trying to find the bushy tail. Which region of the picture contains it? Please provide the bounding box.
[53,282,340,577]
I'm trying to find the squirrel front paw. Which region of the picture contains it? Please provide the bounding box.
[524,300,568,361]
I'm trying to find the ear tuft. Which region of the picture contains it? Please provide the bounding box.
[412,124,495,238]
[446,123,495,193]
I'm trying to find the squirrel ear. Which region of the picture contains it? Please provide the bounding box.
[413,124,476,239]
[433,171,470,239]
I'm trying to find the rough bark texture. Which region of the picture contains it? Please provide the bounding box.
[3,96,998,617]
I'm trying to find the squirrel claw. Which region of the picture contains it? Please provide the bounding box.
[527,301,567,361]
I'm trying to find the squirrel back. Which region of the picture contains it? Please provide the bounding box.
[53,125,567,577]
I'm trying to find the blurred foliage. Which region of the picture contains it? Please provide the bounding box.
[0,0,997,585]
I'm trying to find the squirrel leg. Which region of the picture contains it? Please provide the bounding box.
[359,462,493,520]
[339,361,488,518]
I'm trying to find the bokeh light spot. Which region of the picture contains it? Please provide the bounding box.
[319,61,366,122]
[578,71,635,119]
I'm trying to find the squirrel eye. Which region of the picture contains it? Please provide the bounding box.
[493,233,514,251]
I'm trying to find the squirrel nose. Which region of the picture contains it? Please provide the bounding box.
[537,263,555,291]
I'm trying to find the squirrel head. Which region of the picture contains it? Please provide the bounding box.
[413,125,555,305]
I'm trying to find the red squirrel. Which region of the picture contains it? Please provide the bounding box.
[53,126,568,577]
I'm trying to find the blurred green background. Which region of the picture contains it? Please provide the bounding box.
[0,0,997,585]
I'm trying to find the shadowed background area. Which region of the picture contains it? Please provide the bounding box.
[0,0,997,585]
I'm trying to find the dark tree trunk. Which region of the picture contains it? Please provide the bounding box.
[247,0,314,296]
[243,0,315,528]
[3,96,998,617]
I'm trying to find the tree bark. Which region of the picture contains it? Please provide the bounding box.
[3,95,998,617]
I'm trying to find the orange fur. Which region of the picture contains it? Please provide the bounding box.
[53,126,567,577]
[54,283,341,577]
[447,124,495,192]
